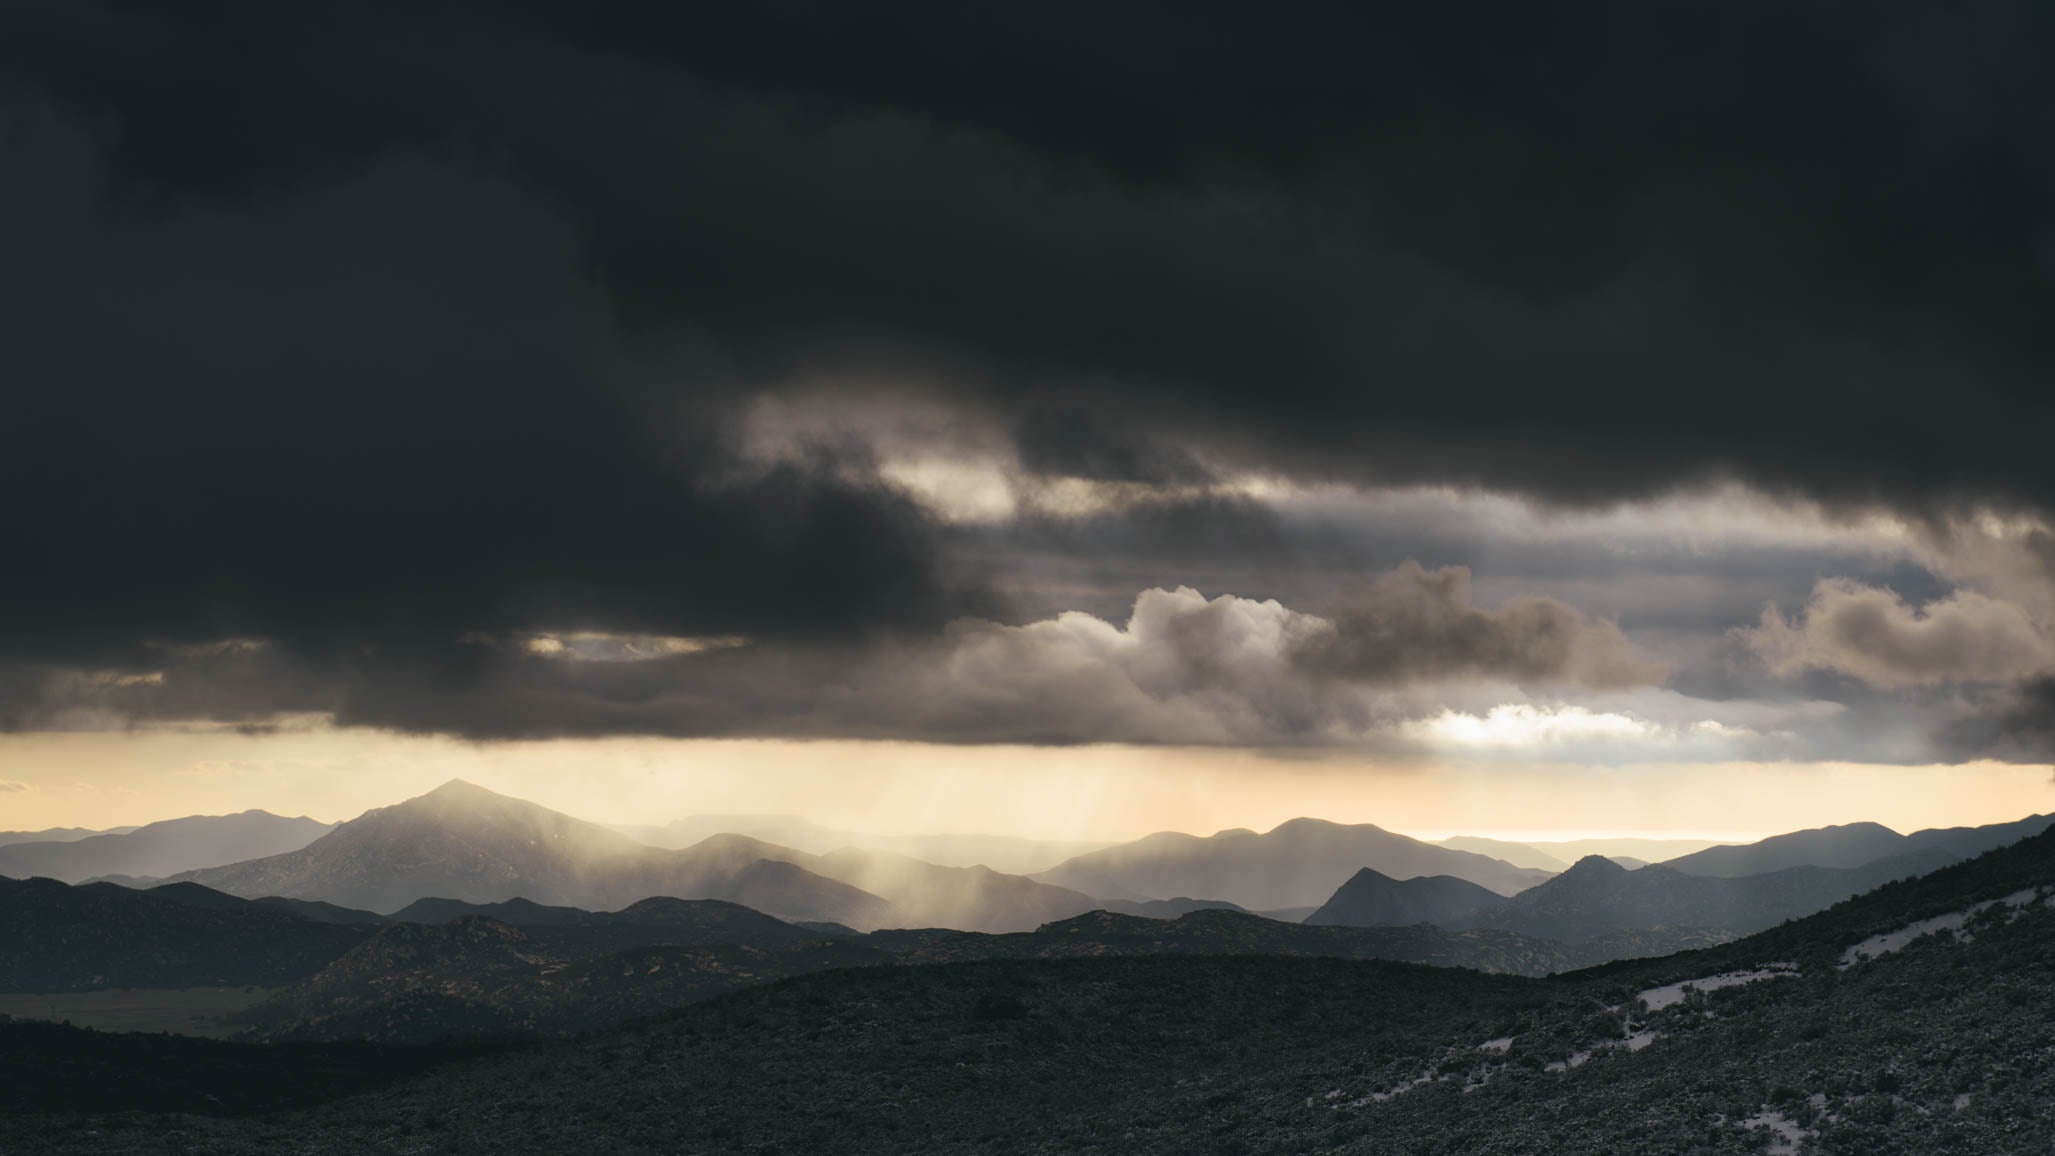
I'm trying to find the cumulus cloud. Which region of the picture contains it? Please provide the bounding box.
[1744,579,2055,689]
[1293,562,1665,688]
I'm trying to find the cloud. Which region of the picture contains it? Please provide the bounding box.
[1936,678,2055,762]
[1293,562,1665,688]
[5,3,2055,772]
[0,779,28,793]
[1744,579,2055,689]
[0,567,1671,749]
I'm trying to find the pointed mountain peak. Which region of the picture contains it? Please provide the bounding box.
[420,778,499,800]
[1563,853,1629,876]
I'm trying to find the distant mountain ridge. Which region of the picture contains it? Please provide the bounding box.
[617,814,1109,876]
[0,825,139,848]
[1477,850,1958,941]
[1036,817,1553,909]
[1660,814,2055,877]
[672,836,1103,932]
[0,811,332,883]
[171,781,893,927]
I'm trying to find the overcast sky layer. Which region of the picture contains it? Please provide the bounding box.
[2,2,2051,834]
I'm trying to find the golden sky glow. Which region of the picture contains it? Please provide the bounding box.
[2,728,2046,844]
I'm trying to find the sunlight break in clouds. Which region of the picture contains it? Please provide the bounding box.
[1403,705,1662,748]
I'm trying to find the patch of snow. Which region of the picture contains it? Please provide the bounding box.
[1639,962,1799,1011]
[1742,1109,1809,1154]
[1622,1029,1659,1052]
[1352,1070,1437,1106]
[1953,1093,1973,1111]
[1543,1050,1592,1073]
[1477,1036,1513,1053]
[1841,887,2049,969]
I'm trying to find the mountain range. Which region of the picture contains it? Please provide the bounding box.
[615,814,1109,876]
[1303,848,1978,942]
[167,781,892,926]
[20,813,2050,1152]
[1034,817,1552,908]
[0,811,332,883]
[1659,814,2055,877]
[664,837,1103,933]
[0,825,139,848]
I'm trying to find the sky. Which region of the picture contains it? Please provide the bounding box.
[3,2,2052,840]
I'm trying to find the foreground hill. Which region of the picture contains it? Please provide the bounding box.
[0,811,332,884]
[1036,817,1551,908]
[894,908,1712,976]
[215,904,1719,1045]
[14,823,2053,1153]
[232,913,891,1044]
[170,781,891,926]
[0,877,368,992]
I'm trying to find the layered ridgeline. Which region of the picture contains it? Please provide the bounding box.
[1035,817,1552,908]
[1658,815,2055,877]
[117,903,1697,1045]
[617,815,1109,877]
[15,819,2054,1152]
[1433,835,1727,872]
[1430,815,2055,881]
[169,781,893,927]
[160,782,1103,933]
[651,838,1103,934]
[0,825,139,849]
[0,812,333,884]
[1308,852,1960,942]
[232,900,887,1043]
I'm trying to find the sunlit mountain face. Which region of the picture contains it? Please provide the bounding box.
[3,3,2052,850]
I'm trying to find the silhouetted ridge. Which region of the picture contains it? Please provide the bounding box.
[1304,868,1507,927]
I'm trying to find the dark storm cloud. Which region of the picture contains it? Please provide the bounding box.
[4,1,2054,748]
[9,567,1663,746]
[11,1,2055,507]
[0,96,980,669]
[1936,679,2055,763]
